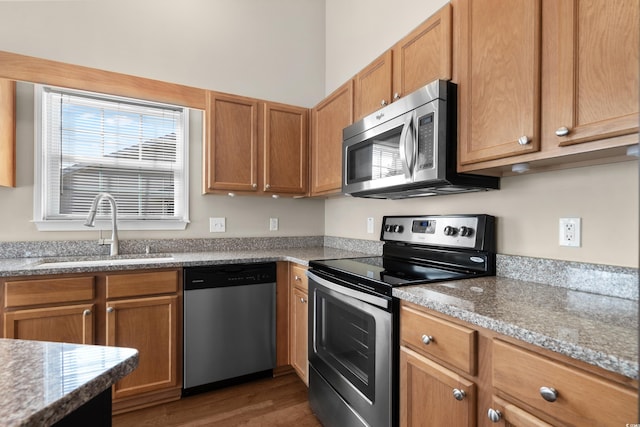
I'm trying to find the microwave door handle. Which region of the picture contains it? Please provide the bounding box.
[399,113,414,177]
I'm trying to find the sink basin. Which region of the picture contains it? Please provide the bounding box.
[34,256,175,269]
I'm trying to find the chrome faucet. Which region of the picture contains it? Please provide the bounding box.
[84,192,119,256]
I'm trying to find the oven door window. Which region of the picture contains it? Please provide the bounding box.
[315,289,376,401]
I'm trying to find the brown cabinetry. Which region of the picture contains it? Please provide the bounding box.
[1,269,182,414]
[289,263,308,385]
[492,339,637,427]
[400,300,638,427]
[310,80,353,196]
[105,270,180,411]
[354,4,452,121]
[0,78,15,188]
[204,91,308,197]
[454,0,639,172]
[3,276,95,344]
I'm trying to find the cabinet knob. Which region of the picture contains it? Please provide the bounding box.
[555,126,570,137]
[252,183,257,189]
[393,92,401,100]
[380,99,388,107]
[265,184,271,190]
[487,408,502,423]
[82,309,91,316]
[539,386,558,402]
[300,297,307,304]
[294,275,301,281]
[452,389,466,401]
[421,334,434,345]
[518,135,530,145]
[228,192,236,197]
[106,307,115,313]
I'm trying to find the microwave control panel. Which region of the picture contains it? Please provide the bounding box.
[416,113,435,171]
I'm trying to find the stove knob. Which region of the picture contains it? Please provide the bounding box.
[393,225,404,233]
[384,224,393,232]
[444,226,458,236]
[459,226,474,237]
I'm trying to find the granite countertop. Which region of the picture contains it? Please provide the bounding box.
[393,276,638,380]
[0,246,367,277]
[0,339,138,427]
[0,245,636,382]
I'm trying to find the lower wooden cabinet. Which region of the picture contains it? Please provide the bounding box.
[106,295,178,401]
[1,269,182,414]
[289,263,308,385]
[4,303,95,344]
[400,300,638,427]
[400,346,476,427]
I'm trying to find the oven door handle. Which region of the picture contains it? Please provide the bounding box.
[306,270,390,310]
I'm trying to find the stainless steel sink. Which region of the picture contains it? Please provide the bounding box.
[34,255,175,269]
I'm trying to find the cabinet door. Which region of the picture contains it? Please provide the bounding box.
[262,102,308,195]
[542,0,639,147]
[4,304,94,345]
[106,295,178,400]
[354,50,393,121]
[392,4,452,99]
[400,346,476,427]
[0,79,15,188]
[456,0,541,164]
[204,91,259,193]
[487,396,553,427]
[310,80,353,196]
[290,286,308,385]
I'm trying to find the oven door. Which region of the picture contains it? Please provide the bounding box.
[307,270,395,427]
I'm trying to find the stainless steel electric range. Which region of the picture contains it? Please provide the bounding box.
[306,214,496,427]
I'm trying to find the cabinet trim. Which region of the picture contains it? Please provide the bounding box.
[0,79,15,188]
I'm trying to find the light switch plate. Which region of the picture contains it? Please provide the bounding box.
[269,217,279,231]
[367,217,374,234]
[210,217,226,232]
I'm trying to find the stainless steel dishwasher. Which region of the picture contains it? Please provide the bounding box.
[183,262,276,396]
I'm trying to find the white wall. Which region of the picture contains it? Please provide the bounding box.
[0,0,327,242]
[324,0,639,268]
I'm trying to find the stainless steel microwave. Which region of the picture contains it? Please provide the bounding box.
[342,80,499,199]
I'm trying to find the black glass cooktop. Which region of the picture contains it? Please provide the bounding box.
[310,256,468,287]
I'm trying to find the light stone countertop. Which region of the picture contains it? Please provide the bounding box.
[0,247,367,277]
[0,339,138,427]
[0,246,636,381]
[393,276,638,380]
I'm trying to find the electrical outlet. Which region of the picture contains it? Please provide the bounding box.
[367,217,374,234]
[559,217,581,247]
[269,217,279,231]
[210,217,226,232]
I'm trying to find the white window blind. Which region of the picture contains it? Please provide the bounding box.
[35,85,189,230]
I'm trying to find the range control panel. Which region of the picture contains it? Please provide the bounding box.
[381,215,494,251]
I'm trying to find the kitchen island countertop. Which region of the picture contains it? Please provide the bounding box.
[0,339,138,427]
[394,276,638,380]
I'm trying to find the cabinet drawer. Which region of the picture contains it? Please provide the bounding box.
[400,303,476,374]
[4,276,95,308]
[290,264,308,292]
[493,339,638,426]
[106,270,179,299]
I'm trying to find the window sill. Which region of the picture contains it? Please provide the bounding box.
[32,219,189,231]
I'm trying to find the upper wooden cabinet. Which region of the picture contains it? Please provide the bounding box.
[310,80,353,196]
[392,3,452,101]
[455,0,639,171]
[262,101,308,195]
[541,0,639,148]
[354,4,453,121]
[456,0,542,165]
[204,91,259,193]
[204,91,308,197]
[0,79,16,188]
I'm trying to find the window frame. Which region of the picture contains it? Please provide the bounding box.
[33,84,190,231]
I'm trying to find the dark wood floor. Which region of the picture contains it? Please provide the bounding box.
[112,373,322,427]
